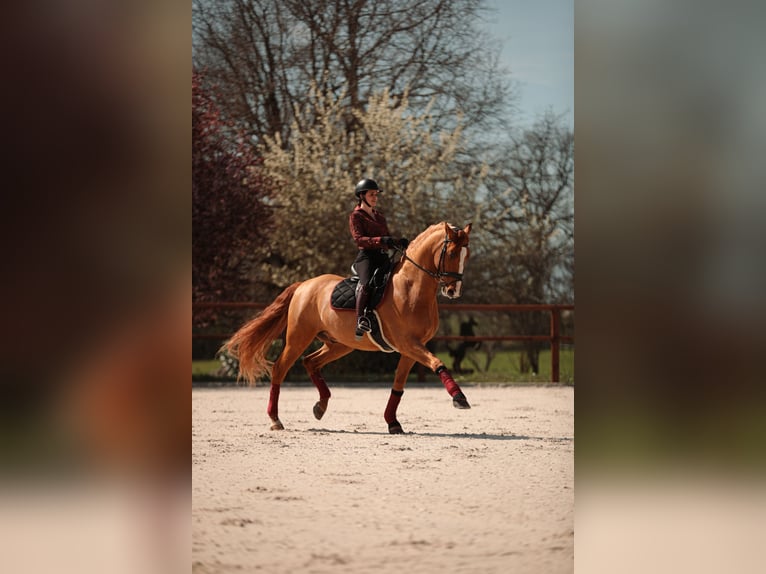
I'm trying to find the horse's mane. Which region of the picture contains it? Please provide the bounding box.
[408,222,449,249]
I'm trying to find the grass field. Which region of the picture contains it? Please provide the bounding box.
[193,346,574,384]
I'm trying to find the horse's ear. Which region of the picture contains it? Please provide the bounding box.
[463,223,472,235]
[444,222,456,239]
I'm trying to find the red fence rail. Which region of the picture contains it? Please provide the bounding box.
[193,303,574,382]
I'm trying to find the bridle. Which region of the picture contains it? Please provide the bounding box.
[395,233,466,287]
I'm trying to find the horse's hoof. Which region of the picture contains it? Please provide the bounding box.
[270,419,285,431]
[388,421,404,434]
[313,401,327,420]
[453,393,471,409]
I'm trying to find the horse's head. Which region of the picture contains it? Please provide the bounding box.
[440,222,472,299]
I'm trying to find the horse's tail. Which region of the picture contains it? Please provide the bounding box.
[220,282,302,385]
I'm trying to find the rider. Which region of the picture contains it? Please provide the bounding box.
[349,178,408,339]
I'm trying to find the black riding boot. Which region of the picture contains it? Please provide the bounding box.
[355,284,372,339]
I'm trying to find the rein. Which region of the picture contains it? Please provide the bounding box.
[395,234,464,286]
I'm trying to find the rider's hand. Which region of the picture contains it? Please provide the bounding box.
[398,237,409,249]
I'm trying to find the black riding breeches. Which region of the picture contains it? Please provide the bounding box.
[353,249,389,288]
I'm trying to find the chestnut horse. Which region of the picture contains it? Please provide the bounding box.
[222,222,473,434]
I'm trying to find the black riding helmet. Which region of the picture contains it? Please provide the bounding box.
[354,178,381,199]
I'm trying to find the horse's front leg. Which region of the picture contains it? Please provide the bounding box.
[399,342,471,409]
[385,356,416,434]
[436,366,471,409]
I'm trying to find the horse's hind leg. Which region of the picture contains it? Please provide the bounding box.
[384,355,416,434]
[302,340,353,420]
[267,329,318,430]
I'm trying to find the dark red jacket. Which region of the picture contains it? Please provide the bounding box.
[349,206,392,250]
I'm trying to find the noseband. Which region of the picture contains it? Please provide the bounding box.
[397,234,465,287]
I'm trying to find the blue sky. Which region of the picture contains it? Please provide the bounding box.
[483,0,573,128]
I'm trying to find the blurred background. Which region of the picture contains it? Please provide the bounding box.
[576,1,766,573]
[1,2,188,574]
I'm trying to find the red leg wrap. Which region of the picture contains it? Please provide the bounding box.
[267,384,280,419]
[310,371,331,402]
[384,390,403,424]
[437,367,461,397]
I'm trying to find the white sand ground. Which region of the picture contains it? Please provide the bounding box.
[193,385,573,574]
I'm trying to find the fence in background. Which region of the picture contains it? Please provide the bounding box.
[193,303,574,383]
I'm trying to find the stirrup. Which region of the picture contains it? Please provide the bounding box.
[355,315,372,338]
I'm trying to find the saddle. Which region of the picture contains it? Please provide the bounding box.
[330,257,393,312]
[330,258,396,352]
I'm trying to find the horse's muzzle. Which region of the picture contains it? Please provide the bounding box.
[442,283,462,299]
